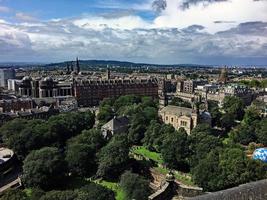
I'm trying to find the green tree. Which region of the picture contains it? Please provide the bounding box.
[256,118,267,146]
[78,183,115,200]
[242,106,261,126]
[0,189,28,200]
[128,113,146,144]
[97,135,130,179]
[229,124,256,145]
[220,113,236,132]
[161,128,189,171]
[22,147,67,190]
[40,190,78,200]
[120,171,150,200]
[223,96,245,120]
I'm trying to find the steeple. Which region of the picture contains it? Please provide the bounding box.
[106,65,111,80]
[76,57,80,73]
[218,66,228,84]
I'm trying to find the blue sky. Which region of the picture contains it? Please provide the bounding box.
[0,0,267,65]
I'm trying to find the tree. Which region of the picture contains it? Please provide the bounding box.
[161,128,189,171]
[192,147,267,191]
[120,171,150,200]
[229,124,256,145]
[208,100,222,127]
[78,183,115,200]
[40,190,78,200]
[0,189,28,200]
[22,147,67,190]
[169,97,192,108]
[66,129,106,176]
[220,113,235,132]
[189,124,222,167]
[97,135,130,179]
[256,118,267,146]
[128,113,146,144]
[242,106,261,126]
[66,143,95,176]
[223,96,245,120]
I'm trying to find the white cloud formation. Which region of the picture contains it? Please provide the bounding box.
[0,5,10,13]
[153,0,267,33]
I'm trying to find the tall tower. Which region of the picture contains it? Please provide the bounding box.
[70,62,74,72]
[158,79,168,108]
[218,66,228,84]
[106,65,111,80]
[76,57,80,73]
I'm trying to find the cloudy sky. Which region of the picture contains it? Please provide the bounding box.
[0,0,267,65]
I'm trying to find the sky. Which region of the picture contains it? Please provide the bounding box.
[0,0,267,65]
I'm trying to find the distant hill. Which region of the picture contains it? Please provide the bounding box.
[44,59,204,69]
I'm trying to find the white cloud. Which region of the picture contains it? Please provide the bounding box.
[153,0,267,33]
[15,12,37,22]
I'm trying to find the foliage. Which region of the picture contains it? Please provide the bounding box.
[208,100,222,127]
[192,147,267,191]
[0,189,28,200]
[169,97,192,108]
[223,96,245,120]
[66,129,106,176]
[189,124,222,167]
[256,118,267,146]
[161,128,189,171]
[120,171,150,200]
[78,183,115,200]
[22,147,67,190]
[40,190,78,200]
[97,135,130,179]
[0,111,95,160]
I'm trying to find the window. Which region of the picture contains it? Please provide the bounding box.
[166,116,168,121]
[180,121,187,127]
[171,118,173,122]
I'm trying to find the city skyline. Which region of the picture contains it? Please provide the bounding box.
[0,0,267,65]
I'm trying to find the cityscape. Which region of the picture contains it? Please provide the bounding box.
[0,0,267,200]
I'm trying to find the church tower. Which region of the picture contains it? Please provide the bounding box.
[218,66,228,84]
[76,57,80,73]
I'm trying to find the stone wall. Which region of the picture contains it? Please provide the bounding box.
[186,179,267,200]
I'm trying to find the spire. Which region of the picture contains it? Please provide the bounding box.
[76,57,80,73]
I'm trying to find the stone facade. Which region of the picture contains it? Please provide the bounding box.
[159,105,198,135]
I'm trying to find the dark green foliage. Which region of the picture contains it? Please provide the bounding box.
[208,100,222,127]
[97,135,130,179]
[22,147,67,190]
[0,111,95,160]
[192,148,267,191]
[256,118,267,146]
[128,113,147,144]
[223,96,245,120]
[189,124,222,167]
[242,106,261,126]
[143,121,176,152]
[161,128,189,170]
[220,113,236,132]
[229,124,256,145]
[0,189,28,200]
[66,129,106,176]
[78,183,115,200]
[120,171,150,200]
[169,97,192,108]
[40,190,78,200]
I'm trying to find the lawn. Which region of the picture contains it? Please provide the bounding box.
[154,166,195,187]
[94,180,126,200]
[131,146,163,164]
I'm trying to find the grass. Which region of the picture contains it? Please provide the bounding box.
[154,166,196,187]
[131,146,163,164]
[131,146,196,187]
[94,180,126,200]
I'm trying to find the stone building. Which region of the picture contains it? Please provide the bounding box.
[74,78,158,107]
[101,116,130,139]
[0,68,15,88]
[18,76,73,98]
[159,105,198,135]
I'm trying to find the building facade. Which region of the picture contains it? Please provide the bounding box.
[0,68,15,88]
[159,105,198,135]
[74,78,158,107]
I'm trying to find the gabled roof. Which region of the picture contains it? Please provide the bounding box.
[102,116,130,131]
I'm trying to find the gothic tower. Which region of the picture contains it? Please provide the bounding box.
[76,57,80,73]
